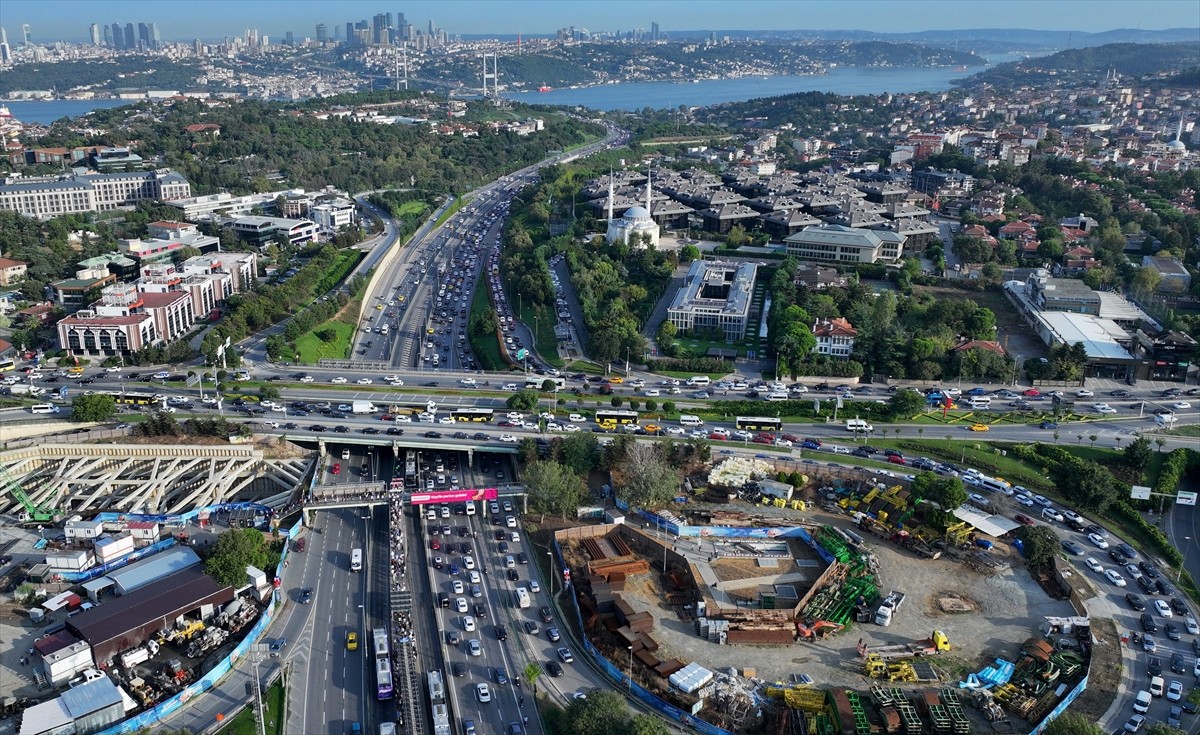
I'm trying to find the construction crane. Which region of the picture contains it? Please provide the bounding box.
[0,466,58,525]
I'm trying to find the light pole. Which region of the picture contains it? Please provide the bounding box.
[547,550,555,597]
[1178,537,1191,584]
[627,645,634,690]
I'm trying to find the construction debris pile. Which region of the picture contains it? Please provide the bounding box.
[769,684,975,735]
[798,527,877,628]
[708,457,774,488]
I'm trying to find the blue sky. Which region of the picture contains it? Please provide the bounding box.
[3,0,1197,42]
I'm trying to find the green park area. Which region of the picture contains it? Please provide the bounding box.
[218,679,285,735]
[294,320,355,363]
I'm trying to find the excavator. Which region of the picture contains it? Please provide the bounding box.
[795,619,844,641]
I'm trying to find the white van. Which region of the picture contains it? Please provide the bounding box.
[679,415,704,428]
[979,476,1013,494]
[1133,690,1152,713]
[1155,413,1177,427]
[465,501,476,516]
[830,445,850,455]
[845,419,874,432]
[766,391,789,402]
[30,404,60,414]
[967,397,992,409]
[685,376,710,387]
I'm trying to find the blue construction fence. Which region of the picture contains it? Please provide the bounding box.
[93,516,300,735]
[635,510,836,565]
[1028,675,1088,735]
[551,537,734,735]
[92,501,277,527]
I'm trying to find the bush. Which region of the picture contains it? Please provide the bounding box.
[644,357,734,374]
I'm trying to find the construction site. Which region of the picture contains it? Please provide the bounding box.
[553,464,1087,735]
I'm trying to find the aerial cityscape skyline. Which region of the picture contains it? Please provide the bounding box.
[2,0,1197,43]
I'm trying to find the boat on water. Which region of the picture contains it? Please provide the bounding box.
[538,85,553,93]
[953,65,969,72]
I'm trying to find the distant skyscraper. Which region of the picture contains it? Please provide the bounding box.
[89,23,101,46]
[21,24,31,45]
[0,42,9,64]
[651,22,659,41]
[0,27,7,47]
[286,31,294,46]
[103,25,112,47]
[148,22,160,49]
[111,22,123,49]
[194,38,203,55]
[372,13,387,44]
[345,22,354,45]
[315,23,327,42]
[428,19,434,36]
[138,22,150,49]
[124,23,135,49]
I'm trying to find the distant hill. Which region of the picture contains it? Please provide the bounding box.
[954,42,1200,89]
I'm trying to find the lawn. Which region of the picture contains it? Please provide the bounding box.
[515,300,565,369]
[565,360,607,376]
[468,282,507,372]
[1165,424,1200,438]
[219,678,285,735]
[675,336,754,359]
[294,320,356,364]
[395,199,429,218]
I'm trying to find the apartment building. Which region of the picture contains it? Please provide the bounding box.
[0,170,191,218]
[230,216,319,247]
[666,260,757,342]
[784,224,905,264]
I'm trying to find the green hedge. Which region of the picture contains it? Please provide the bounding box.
[1155,448,1193,496]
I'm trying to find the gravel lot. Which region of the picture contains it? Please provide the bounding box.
[615,510,1076,693]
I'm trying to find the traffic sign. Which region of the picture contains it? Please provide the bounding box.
[1131,485,1152,501]
[1178,491,1198,507]
[516,349,528,361]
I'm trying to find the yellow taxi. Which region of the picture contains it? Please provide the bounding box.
[375,304,383,310]
[968,423,990,432]
[609,377,624,384]
[346,631,358,651]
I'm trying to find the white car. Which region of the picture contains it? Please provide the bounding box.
[710,428,730,439]
[299,375,315,383]
[395,415,412,423]
[545,422,563,432]
[666,426,686,436]
[1087,533,1109,548]
[389,380,405,387]
[1154,599,1174,618]
[460,378,477,387]
[439,416,457,425]
[384,375,401,382]
[475,682,491,702]
[357,378,373,385]
[569,414,586,423]
[463,615,476,632]
[506,412,523,420]
[733,430,753,441]
[201,397,218,406]
[1084,557,1103,573]
[1097,406,1118,415]
[1104,569,1127,587]
[774,438,793,447]
[564,424,581,432]
[499,434,518,443]
[1076,389,1094,397]
[1171,402,1192,410]
[418,412,436,423]
[1014,494,1035,507]
[790,384,809,393]
[968,493,988,505]
[105,366,121,373]
[529,580,541,593]
[331,377,348,384]
[452,580,465,594]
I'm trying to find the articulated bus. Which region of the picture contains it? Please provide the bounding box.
[102,390,160,406]
[373,628,392,700]
[404,450,418,489]
[449,407,495,422]
[350,548,363,573]
[735,416,784,432]
[595,409,639,428]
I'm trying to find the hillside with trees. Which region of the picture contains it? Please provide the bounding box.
[957,42,1200,90]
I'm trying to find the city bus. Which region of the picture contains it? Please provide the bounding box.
[595,409,639,428]
[735,416,784,432]
[350,548,363,573]
[525,376,566,391]
[101,390,159,406]
[450,407,495,422]
[0,358,15,372]
[373,628,392,700]
[404,450,418,489]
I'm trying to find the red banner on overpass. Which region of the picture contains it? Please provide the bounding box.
[409,488,499,505]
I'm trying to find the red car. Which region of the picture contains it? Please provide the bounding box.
[497,420,515,427]
[708,433,727,441]
[381,414,394,421]
[1023,388,1041,397]
[751,435,772,444]
[886,455,906,465]
[1014,513,1036,526]
[782,434,801,443]
[331,463,341,475]
[430,538,441,550]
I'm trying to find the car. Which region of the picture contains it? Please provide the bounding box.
[540,606,554,623]
[495,623,508,641]
[1084,557,1103,573]
[1155,599,1174,618]
[1139,561,1161,579]
[299,588,313,604]
[1143,634,1158,653]
[425,431,443,439]
[1087,533,1109,548]
[499,434,518,443]
[1117,543,1137,559]
[1149,656,1164,677]
[529,579,541,593]
[524,620,540,634]
[455,597,468,613]
[1156,579,1176,597]
[331,463,341,475]
[1060,540,1084,556]
[356,378,373,385]
[1123,715,1146,733]
[446,630,462,646]
[1172,654,1188,675]
[1039,421,1059,430]
[1023,388,1041,397]
[330,376,347,384]
[1187,617,1200,635]
[968,423,989,432]
[1127,593,1147,611]
[556,647,574,663]
[452,661,468,678]
[1165,622,1181,641]
[1142,613,1159,633]
[1173,598,1191,616]
[1168,706,1183,729]
[547,627,561,642]
[1014,513,1035,526]
[475,683,492,703]
[1076,389,1094,397]
[468,639,482,656]
[1171,402,1192,410]
[545,660,563,677]
[1104,569,1127,587]
[346,632,358,650]
[493,667,509,685]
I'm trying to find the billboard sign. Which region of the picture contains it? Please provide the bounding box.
[1177,491,1198,507]
[409,488,499,505]
[1131,485,1152,501]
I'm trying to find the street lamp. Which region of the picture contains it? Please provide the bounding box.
[547,551,555,597]
[627,645,634,690]
[1178,537,1191,583]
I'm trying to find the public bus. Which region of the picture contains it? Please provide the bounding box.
[373,628,393,700]
[735,416,784,432]
[595,409,639,428]
[101,390,159,406]
[450,407,495,422]
[0,358,15,372]
[350,548,363,573]
[427,670,445,704]
[525,376,566,391]
[404,450,418,489]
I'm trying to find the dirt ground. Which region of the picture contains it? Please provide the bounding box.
[581,506,1075,729]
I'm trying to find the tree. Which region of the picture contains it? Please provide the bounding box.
[1017,524,1060,568]
[888,389,926,418]
[1132,266,1163,294]
[507,390,540,411]
[1042,712,1104,735]
[613,444,680,508]
[71,393,116,422]
[204,528,272,587]
[556,432,601,476]
[541,379,557,392]
[910,473,967,512]
[629,716,671,735]
[1123,436,1153,472]
[517,438,539,465]
[656,320,677,347]
[524,461,585,519]
[679,244,700,263]
[565,690,633,735]
[1055,461,1119,513]
[522,661,542,692]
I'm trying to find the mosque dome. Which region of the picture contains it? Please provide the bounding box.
[623,205,651,221]
[1167,139,1186,151]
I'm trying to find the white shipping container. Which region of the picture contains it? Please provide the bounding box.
[45,549,93,571]
[95,534,135,563]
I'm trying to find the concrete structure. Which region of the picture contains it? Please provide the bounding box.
[784,224,904,264]
[18,677,125,735]
[0,170,190,218]
[812,317,858,359]
[0,256,28,285]
[310,197,357,234]
[666,260,757,341]
[1141,256,1192,293]
[117,221,219,264]
[66,567,234,665]
[792,264,846,290]
[1024,273,1101,315]
[164,190,281,220]
[230,215,319,247]
[38,636,95,687]
[182,251,256,293]
[56,310,157,357]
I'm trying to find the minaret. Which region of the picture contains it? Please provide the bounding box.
[645,164,652,212]
[1176,118,1184,143]
[607,170,614,222]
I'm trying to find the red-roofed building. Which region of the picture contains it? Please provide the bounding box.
[0,256,28,285]
[812,317,858,359]
[183,123,221,137]
[952,340,1007,356]
[999,220,1035,239]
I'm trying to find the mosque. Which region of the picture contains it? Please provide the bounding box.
[605,169,660,248]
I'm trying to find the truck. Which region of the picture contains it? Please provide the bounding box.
[120,645,152,670]
[352,401,376,414]
[8,384,45,397]
[874,591,906,626]
[856,631,950,660]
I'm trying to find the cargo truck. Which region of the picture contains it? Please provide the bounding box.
[352,401,376,414]
[8,384,45,397]
[856,631,949,660]
[874,591,906,626]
